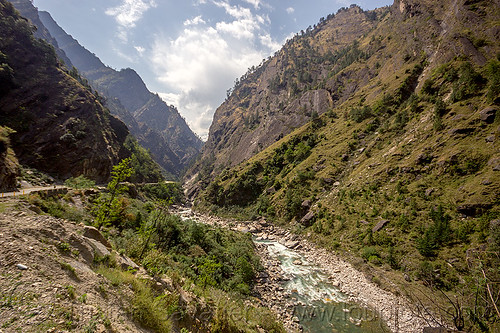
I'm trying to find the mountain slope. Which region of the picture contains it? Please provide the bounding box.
[0,0,130,182]
[37,10,203,175]
[9,0,73,68]
[193,0,499,331]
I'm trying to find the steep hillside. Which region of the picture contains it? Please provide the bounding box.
[8,0,73,68]
[194,0,499,331]
[186,5,386,192]
[36,9,203,174]
[0,0,159,183]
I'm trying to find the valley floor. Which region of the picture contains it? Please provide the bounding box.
[175,208,431,333]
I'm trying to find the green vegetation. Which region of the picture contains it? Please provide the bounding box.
[25,157,282,332]
[28,193,90,224]
[92,158,134,230]
[124,136,165,183]
[64,175,95,189]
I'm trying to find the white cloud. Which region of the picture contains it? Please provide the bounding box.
[105,0,157,41]
[259,33,281,50]
[243,0,261,9]
[184,15,206,26]
[134,46,146,55]
[286,7,294,14]
[150,1,283,139]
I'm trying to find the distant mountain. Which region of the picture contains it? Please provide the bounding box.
[37,10,203,176]
[0,0,130,182]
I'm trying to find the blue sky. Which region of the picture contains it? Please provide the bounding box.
[33,0,392,139]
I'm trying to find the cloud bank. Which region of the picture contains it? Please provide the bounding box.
[151,1,282,140]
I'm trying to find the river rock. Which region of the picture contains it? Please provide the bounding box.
[285,240,300,249]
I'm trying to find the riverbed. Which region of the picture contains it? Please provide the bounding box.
[256,239,388,333]
[174,208,427,333]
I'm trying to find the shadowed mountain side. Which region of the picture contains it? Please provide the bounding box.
[0,0,129,182]
[37,10,203,175]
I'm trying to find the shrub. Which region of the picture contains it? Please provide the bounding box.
[361,246,379,261]
[485,59,500,103]
[64,175,95,189]
[349,105,372,122]
[142,182,183,203]
[417,206,452,257]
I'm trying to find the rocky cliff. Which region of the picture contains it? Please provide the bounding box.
[0,0,130,182]
[187,0,499,194]
[36,9,203,175]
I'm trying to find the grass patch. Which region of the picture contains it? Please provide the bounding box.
[96,265,176,332]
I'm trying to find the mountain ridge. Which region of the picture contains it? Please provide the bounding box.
[22,5,203,176]
[0,0,130,182]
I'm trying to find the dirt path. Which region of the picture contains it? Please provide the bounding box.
[0,185,68,199]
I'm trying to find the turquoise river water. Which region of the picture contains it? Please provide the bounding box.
[256,240,388,333]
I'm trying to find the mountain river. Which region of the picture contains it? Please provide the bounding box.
[175,208,390,332]
[255,239,388,333]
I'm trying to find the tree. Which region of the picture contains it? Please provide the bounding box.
[93,158,133,230]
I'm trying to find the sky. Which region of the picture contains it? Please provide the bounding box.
[33,0,392,140]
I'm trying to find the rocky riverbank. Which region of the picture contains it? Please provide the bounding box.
[174,207,429,333]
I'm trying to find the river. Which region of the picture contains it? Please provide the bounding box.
[175,208,391,332]
[256,239,388,333]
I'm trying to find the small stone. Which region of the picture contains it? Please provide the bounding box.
[293,260,302,265]
[372,219,390,232]
[485,135,495,142]
[482,179,492,185]
[16,264,28,270]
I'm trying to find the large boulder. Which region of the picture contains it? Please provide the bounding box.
[479,106,497,124]
[83,226,112,249]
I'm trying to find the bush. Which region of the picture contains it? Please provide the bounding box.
[64,175,95,189]
[361,246,379,261]
[450,62,484,102]
[485,59,500,103]
[417,206,452,257]
[349,105,372,122]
